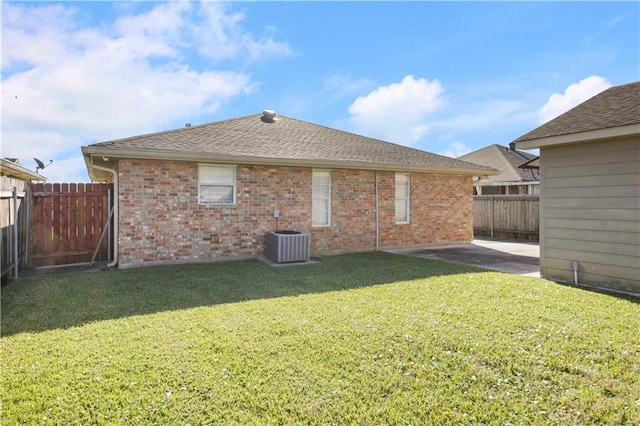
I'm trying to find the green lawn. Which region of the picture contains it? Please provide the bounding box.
[2,252,638,425]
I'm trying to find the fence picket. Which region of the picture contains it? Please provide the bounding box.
[474,195,539,240]
[30,183,113,267]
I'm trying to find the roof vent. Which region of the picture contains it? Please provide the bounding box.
[185,123,191,127]
[261,110,279,123]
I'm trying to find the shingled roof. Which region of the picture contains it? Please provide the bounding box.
[83,112,496,176]
[457,144,538,184]
[515,81,640,146]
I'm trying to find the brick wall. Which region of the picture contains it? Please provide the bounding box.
[117,159,473,267]
[312,169,377,254]
[376,171,473,249]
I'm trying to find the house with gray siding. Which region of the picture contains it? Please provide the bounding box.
[515,81,639,295]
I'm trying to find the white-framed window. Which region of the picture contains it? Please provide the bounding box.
[198,164,236,205]
[395,173,410,224]
[312,170,331,227]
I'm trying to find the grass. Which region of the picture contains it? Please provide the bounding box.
[2,252,639,425]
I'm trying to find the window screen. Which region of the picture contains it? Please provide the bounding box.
[198,165,236,205]
[312,170,331,226]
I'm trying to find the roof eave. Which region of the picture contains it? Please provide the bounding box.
[516,123,640,150]
[0,159,47,182]
[82,153,113,182]
[475,180,539,186]
[82,146,498,177]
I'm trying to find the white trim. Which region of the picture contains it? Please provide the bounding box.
[395,173,411,224]
[517,124,640,149]
[0,158,47,182]
[82,147,498,176]
[312,169,331,227]
[198,164,237,205]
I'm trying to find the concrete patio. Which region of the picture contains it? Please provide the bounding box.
[387,238,540,277]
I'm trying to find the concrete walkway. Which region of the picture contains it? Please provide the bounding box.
[387,238,540,277]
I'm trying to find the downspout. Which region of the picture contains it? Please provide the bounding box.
[571,261,579,286]
[375,171,379,251]
[90,161,119,268]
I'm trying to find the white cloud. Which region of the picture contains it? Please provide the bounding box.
[538,75,611,124]
[193,2,293,62]
[1,2,290,182]
[434,99,526,136]
[323,74,375,99]
[439,142,472,159]
[347,75,445,145]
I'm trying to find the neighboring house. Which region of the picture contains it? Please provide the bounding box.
[1,158,47,280]
[458,144,539,195]
[82,111,497,269]
[515,81,640,295]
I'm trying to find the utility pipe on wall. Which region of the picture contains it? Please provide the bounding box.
[90,161,119,269]
[375,171,379,252]
[571,261,579,285]
[107,188,111,262]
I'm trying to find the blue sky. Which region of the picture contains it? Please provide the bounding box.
[2,1,638,182]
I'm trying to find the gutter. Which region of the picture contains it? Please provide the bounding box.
[0,158,47,182]
[81,146,499,177]
[86,158,119,268]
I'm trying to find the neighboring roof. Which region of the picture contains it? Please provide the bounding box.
[518,156,540,169]
[82,112,497,181]
[516,81,640,149]
[457,144,538,185]
[1,158,47,182]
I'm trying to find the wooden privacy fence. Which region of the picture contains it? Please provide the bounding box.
[1,185,30,281]
[30,183,114,268]
[474,195,539,241]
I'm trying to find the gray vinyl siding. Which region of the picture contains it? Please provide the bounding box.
[539,136,640,293]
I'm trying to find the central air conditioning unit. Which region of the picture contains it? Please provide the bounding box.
[264,230,310,263]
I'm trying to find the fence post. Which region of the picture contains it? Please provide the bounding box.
[13,187,19,279]
[489,195,494,238]
[25,184,31,269]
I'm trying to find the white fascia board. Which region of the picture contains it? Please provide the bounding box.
[475,180,538,186]
[82,146,499,177]
[517,124,640,150]
[0,158,47,181]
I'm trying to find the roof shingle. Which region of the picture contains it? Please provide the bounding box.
[85,113,495,174]
[515,81,640,142]
[457,144,538,184]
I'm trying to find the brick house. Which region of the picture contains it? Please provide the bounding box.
[457,144,540,195]
[82,111,497,268]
